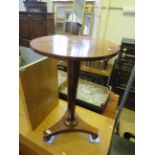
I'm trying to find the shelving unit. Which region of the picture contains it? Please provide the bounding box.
[57,59,114,86]
[111,38,135,110]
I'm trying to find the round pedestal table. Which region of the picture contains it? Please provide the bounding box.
[30,35,119,142]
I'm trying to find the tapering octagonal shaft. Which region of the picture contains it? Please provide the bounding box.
[64,61,80,127]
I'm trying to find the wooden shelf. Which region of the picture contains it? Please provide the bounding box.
[58,61,113,77]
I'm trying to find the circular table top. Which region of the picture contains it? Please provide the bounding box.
[30,35,120,61]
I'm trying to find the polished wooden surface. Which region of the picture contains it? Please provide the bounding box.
[30,35,119,61]
[43,112,98,142]
[30,35,119,140]
[20,99,115,155]
[19,58,58,129]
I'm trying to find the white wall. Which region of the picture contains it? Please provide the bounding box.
[105,10,135,44]
[96,0,135,44]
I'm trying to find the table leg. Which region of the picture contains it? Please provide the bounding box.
[43,60,99,142]
[64,61,80,127]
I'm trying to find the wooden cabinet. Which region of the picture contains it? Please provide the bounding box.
[19,12,54,47]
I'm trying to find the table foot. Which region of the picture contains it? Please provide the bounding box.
[43,112,99,143]
[88,134,101,144]
[43,133,57,144]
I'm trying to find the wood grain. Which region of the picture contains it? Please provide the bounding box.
[30,35,119,61]
[19,58,58,130]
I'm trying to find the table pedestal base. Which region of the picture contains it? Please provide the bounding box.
[43,112,99,143]
[43,61,99,143]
